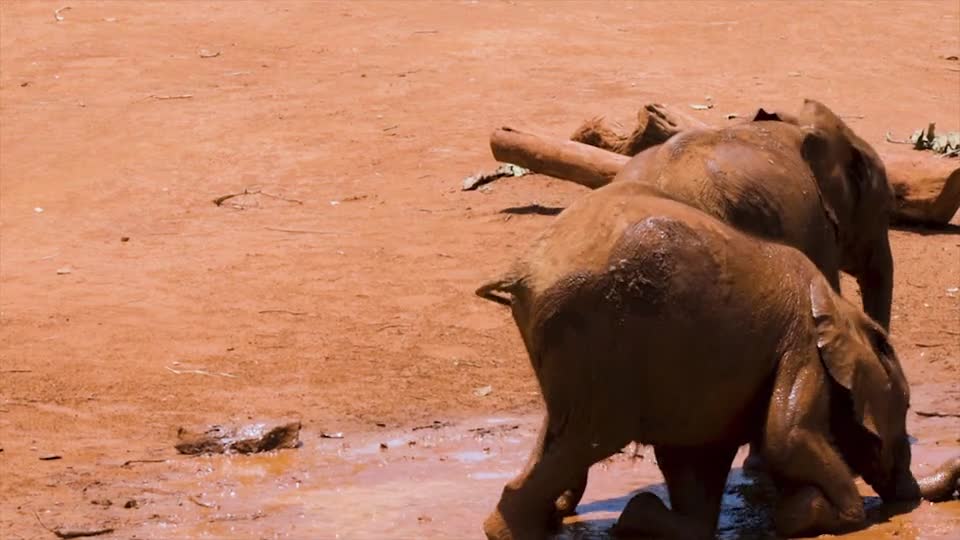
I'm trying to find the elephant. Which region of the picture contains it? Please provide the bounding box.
[476,181,958,539]
[589,99,894,331]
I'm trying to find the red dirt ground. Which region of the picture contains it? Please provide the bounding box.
[1,1,958,538]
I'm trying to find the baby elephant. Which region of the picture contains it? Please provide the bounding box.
[477,181,958,539]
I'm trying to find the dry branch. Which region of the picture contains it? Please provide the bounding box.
[570,103,706,156]
[490,127,629,189]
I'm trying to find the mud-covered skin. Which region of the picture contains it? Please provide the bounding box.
[918,455,960,502]
[477,182,938,540]
[611,100,893,331]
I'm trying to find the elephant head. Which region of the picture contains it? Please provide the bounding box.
[755,99,894,329]
[808,278,918,502]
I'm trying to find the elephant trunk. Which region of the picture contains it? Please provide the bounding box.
[883,455,960,503]
[916,455,960,503]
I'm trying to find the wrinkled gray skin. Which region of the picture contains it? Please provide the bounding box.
[615,99,893,331]
[477,182,957,540]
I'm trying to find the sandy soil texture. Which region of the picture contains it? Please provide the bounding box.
[1,1,958,538]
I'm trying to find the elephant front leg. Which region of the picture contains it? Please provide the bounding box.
[764,358,866,536]
[852,235,893,330]
[484,415,613,540]
[614,444,737,539]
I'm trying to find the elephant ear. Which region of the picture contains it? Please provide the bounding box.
[809,278,892,441]
[752,108,799,124]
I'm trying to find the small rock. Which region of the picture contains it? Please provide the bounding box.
[418,515,433,523]
[787,71,802,77]
[56,266,72,275]
[34,207,44,213]
[121,236,130,242]
[320,432,344,439]
[379,442,388,450]
[124,499,139,509]
[473,385,493,397]
[90,499,112,507]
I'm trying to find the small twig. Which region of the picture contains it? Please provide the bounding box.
[188,495,217,508]
[382,125,399,131]
[0,369,32,374]
[148,94,194,100]
[121,458,167,467]
[259,191,303,204]
[34,511,114,539]
[916,410,960,418]
[915,342,945,348]
[412,30,438,34]
[376,323,410,332]
[840,114,865,120]
[213,188,257,206]
[164,366,237,378]
[54,6,71,22]
[885,131,912,145]
[263,227,341,235]
[258,310,310,316]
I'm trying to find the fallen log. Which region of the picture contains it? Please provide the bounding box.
[569,103,706,156]
[488,123,960,226]
[490,126,629,190]
[886,155,960,225]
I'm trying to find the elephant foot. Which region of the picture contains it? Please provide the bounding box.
[613,492,708,539]
[775,485,865,537]
[483,507,549,540]
[742,446,768,476]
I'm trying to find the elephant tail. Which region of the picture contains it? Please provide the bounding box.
[475,273,526,307]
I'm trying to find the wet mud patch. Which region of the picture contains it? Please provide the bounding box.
[17,414,955,539]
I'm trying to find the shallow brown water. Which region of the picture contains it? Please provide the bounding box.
[50,415,952,539]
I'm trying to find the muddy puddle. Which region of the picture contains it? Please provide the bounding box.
[69,414,957,539]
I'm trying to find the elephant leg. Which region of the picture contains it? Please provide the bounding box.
[614,444,737,539]
[483,416,615,540]
[527,416,590,520]
[742,443,768,475]
[853,236,893,330]
[764,358,866,536]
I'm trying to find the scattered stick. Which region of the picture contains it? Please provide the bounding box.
[258,309,310,316]
[0,369,32,374]
[885,132,913,145]
[263,227,341,234]
[213,189,254,206]
[164,366,237,378]
[213,188,302,207]
[188,495,217,509]
[259,191,303,204]
[412,30,439,34]
[54,6,71,22]
[34,511,114,539]
[121,458,167,467]
[915,342,945,348]
[916,410,960,418]
[148,94,194,101]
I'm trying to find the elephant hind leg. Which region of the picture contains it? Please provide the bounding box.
[614,443,738,539]
[483,419,621,540]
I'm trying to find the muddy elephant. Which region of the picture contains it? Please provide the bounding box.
[601,99,894,331]
[476,182,958,539]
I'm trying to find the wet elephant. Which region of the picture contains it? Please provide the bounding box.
[612,99,894,331]
[476,182,958,540]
